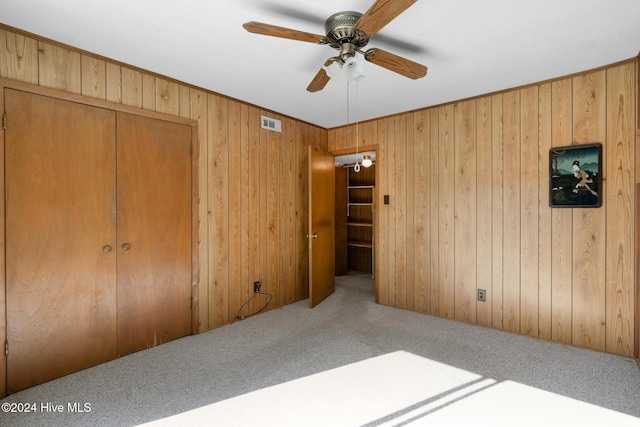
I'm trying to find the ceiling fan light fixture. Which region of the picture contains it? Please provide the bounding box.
[344,57,365,80]
[244,1,427,93]
[362,155,372,167]
[323,61,343,78]
[325,11,363,44]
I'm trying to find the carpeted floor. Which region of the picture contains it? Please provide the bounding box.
[2,273,639,426]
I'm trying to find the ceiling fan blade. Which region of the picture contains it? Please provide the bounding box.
[356,0,418,36]
[306,60,334,92]
[364,48,427,79]
[243,21,327,44]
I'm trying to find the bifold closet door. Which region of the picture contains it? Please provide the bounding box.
[116,112,192,356]
[5,89,117,393]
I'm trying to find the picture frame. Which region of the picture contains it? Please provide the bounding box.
[549,143,602,208]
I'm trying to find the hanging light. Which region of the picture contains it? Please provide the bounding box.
[323,60,343,78]
[323,56,365,81]
[343,57,365,81]
[362,155,372,168]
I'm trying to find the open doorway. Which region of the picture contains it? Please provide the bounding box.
[334,151,376,280]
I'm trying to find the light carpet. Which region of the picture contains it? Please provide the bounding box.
[1,273,639,426]
[139,351,640,427]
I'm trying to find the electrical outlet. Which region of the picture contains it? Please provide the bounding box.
[477,289,487,302]
[254,280,261,293]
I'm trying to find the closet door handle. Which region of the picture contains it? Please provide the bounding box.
[103,245,112,253]
[122,243,131,251]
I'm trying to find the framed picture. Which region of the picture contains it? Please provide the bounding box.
[549,143,602,208]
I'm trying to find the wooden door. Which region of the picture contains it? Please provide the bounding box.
[308,146,335,308]
[116,112,192,356]
[5,89,117,393]
[335,167,348,276]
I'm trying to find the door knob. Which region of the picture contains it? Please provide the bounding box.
[103,245,112,253]
[122,243,131,251]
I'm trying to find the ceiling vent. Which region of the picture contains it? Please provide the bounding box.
[261,115,282,133]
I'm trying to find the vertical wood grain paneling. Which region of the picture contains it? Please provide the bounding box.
[454,100,477,323]
[208,94,229,328]
[520,86,539,337]
[428,109,440,315]
[121,68,143,108]
[191,88,209,331]
[258,118,268,311]
[0,28,325,382]
[105,63,122,104]
[38,42,81,94]
[247,108,261,315]
[538,83,553,341]
[413,110,430,313]
[333,126,347,152]
[327,129,337,152]
[0,68,5,397]
[178,85,190,119]
[572,71,607,351]
[550,78,574,344]
[265,113,280,310]
[0,26,637,364]
[80,55,106,100]
[345,125,356,155]
[502,91,521,333]
[476,97,493,327]
[377,118,389,305]
[386,117,397,306]
[295,122,310,301]
[605,63,635,356]
[0,30,39,84]
[361,120,377,148]
[438,105,455,318]
[142,74,155,111]
[155,78,179,115]
[491,94,504,330]
[329,61,636,357]
[394,114,408,309]
[281,117,297,305]
[636,59,640,360]
[227,100,242,322]
[405,115,415,311]
[239,104,251,316]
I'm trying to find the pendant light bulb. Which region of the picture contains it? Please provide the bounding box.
[323,61,343,79]
[362,155,372,168]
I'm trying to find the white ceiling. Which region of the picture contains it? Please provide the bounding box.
[2,1,639,128]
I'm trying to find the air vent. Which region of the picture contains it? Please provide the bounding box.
[261,115,282,133]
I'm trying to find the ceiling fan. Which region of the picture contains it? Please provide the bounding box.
[243,0,427,92]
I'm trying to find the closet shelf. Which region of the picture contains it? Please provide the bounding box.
[348,241,373,249]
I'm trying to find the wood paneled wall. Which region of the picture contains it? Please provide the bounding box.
[329,60,638,357]
[0,26,326,333]
[1,25,637,360]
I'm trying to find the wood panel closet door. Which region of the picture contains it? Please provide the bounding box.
[116,112,192,356]
[5,89,117,393]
